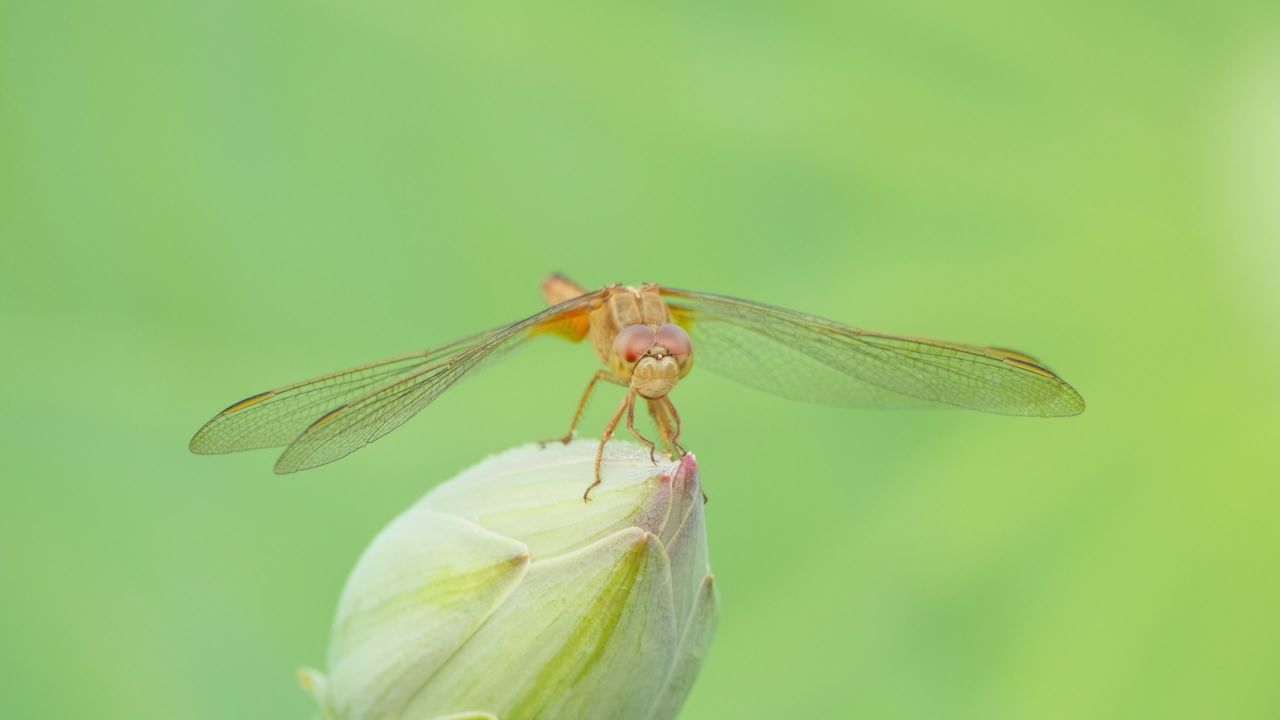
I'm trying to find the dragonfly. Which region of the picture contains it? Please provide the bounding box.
[190,274,1084,500]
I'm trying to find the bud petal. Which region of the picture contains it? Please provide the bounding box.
[423,441,679,559]
[403,527,677,718]
[648,575,718,720]
[657,454,710,631]
[327,508,530,719]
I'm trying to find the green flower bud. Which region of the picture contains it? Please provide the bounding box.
[300,440,717,720]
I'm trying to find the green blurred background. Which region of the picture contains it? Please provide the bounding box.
[3,0,1279,718]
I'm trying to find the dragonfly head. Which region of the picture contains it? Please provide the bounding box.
[614,323,694,398]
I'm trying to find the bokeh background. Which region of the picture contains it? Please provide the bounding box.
[3,1,1279,718]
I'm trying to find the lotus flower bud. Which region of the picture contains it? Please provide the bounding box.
[299,440,717,720]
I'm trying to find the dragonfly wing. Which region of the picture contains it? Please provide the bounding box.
[661,288,1084,417]
[189,337,479,455]
[270,292,601,473]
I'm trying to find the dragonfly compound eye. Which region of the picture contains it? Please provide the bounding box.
[656,323,691,356]
[614,324,657,362]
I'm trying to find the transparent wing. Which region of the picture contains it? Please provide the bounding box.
[189,334,486,455]
[660,288,1084,417]
[190,291,601,472]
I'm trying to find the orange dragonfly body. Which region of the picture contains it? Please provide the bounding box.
[191,274,1084,499]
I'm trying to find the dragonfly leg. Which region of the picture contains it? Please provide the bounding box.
[646,399,679,461]
[587,389,633,502]
[663,396,687,457]
[662,396,704,503]
[541,370,625,447]
[626,395,658,463]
